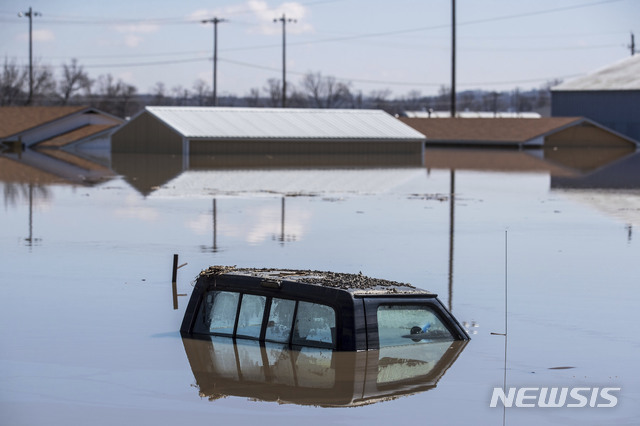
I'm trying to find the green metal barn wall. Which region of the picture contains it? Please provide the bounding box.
[111,111,183,154]
[189,139,422,155]
[188,140,424,167]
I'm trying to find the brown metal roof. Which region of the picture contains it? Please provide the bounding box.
[0,106,89,139]
[36,124,118,148]
[0,156,66,184]
[399,117,582,144]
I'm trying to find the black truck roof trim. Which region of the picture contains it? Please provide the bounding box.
[198,266,435,296]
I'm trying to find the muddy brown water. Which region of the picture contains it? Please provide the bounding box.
[2,149,639,425]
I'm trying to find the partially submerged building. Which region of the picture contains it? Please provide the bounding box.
[111,107,426,167]
[399,117,638,149]
[0,106,123,151]
[552,54,640,142]
[0,106,122,184]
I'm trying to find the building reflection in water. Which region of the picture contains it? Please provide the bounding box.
[182,336,467,407]
[111,147,639,311]
[1,146,115,248]
[7,145,639,304]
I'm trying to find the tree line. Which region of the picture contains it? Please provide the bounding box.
[1,57,559,118]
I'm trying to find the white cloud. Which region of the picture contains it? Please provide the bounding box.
[249,1,313,35]
[18,29,55,42]
[113,23,159,48]
[185,203,311,244]
[186,214,211,236]
[114,23,159,34]
[197,71,211,82]
[189,9,218,23]
[114,205,159,222]
[244,204,311,244]
[189,2,313,36]
[113,194,160,222]
[117,71,135,83]
[188,3,257,23]
[123,34,143,48]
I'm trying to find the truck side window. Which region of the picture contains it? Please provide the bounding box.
[196,291,240,335]
[265,298,296,343]
[292,302,336,348]
[377,305,453,347]
[236,294,266,338]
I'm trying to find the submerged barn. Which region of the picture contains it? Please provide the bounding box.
[0,106,123,150]
[111,107,426,164]
[552,54,640,142]
[399,117,638,149]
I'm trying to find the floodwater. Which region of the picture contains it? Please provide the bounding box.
[1,146,640,425]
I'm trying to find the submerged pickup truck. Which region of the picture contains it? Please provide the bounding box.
[181,267,469,351]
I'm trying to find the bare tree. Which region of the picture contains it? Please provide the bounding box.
[301,72,352,108]
[369,89,393,111]
[458,90,477,111]
[402,90,423,112]
[171,85,190,106]
[119,83,138,118]
[245,87,261,107]
[90,73,138,117]
[351,90,363,109]
[263,78,282,107]
[91,73,120,114]
[435,85,451,112]
[287,86,308,108]
[302,72,323,107]
[151,81,167,105]
[59,58,91,105]
[535,79,561,109]
[31,61,56,105]
[1,57,26,105]
[482,91,500,115]
[192,79,210,106]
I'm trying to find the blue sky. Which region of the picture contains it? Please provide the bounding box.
[1,0,638,98]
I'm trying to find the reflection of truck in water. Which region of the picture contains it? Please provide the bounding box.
[180,267,469,351]
[182,336,468,406]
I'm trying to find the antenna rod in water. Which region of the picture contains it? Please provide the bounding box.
[502,230,509,426]
[490,230,509,426]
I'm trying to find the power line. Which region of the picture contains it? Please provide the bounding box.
[0,0,338,25]
[218,57,580,88]
[81,57,209,68]
[5,52,591,89]
[40,50,207,60]
[12,40,623,66]
[240,0,629,49]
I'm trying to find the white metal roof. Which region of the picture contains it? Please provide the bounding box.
[144,107,426,141]
[553,54,640,91]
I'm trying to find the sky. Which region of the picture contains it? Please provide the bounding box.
[1,0,639,98]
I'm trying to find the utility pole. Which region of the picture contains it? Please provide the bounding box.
[630,32,636,56]
[202,17,227,106]
[450,0,456,117]
[274,14,296,108]
[18,6,41,105]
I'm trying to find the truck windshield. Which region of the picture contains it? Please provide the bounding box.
[377,305,454,347]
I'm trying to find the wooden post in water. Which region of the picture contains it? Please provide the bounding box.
[172,254,179,310]
[171,254,188,310]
